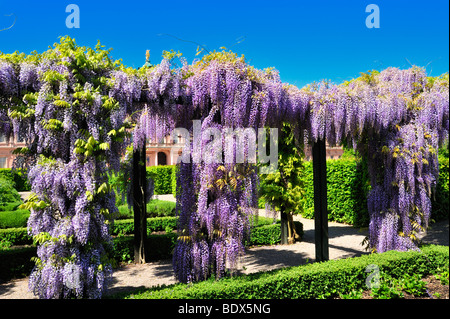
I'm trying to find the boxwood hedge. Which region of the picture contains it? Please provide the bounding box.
[300,157,449,226]
[0,217,294,281]
[121,245,449,299]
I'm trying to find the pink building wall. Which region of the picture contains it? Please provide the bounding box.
[0,134,25,169]
[1,134,343,169]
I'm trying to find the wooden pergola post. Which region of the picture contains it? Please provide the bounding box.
[280,211,289,244]
[312,139,329,262]
[132,144,147,264]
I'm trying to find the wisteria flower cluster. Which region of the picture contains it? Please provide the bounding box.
[169,51,298,282]
[1,37,135,298]
[1,37,448,293]
[300,68,449,252]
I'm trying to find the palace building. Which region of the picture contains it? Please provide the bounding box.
[0,132,343,169]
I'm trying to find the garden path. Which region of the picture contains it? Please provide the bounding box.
[1,194,448,299]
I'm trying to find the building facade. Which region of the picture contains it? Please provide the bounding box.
[1,133,343,169]
[0,134,25,169]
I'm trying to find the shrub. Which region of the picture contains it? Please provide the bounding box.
[147,166,175,195]
[432,157,449,222]
[301,159,370,226]
[0,217,299,281]
[112,217,179,236]
[246,220,302,247]
[121,245,449,299]
[0,200,22,212]
[0,247,37,281]
[146,200,176,217]
[0,227,32,246]
[0,177,22,205]
[0,209,30,229]
[297,157,448,226]
[0,168,31,192]
[116,200,176,220]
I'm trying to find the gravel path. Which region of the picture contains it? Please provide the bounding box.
[2,194,448,299]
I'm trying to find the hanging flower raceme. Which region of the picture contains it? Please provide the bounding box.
[172,51,292,283]
[2,37,449,291]
[306,67,449,253]
[1,37,133,299]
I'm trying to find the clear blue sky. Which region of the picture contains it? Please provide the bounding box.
[0,0,448,88]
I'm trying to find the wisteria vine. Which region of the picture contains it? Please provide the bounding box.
[1,37,448,296]
[1,37,135,298]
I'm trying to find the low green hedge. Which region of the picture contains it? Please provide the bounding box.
[0,219,295,281]
[0,227,31,246]
[116,200,176,220]
[122,245,449,299]
[0,200,177,229]
[0,209,30,229]
[112,217,179,236]
[0,216,282,247]
[0,247,37,282]
[0,200,22,212]
[111,234,178,263]
[247,221,303,246]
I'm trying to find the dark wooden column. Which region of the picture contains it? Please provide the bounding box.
[132,144,147,264]
[280,211,289,244]
[312,139,329,262]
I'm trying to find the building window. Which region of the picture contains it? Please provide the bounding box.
[0,157,7,168]
[157,152,167,166]
[0,134,5,143]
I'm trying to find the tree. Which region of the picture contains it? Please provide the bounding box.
[259,123,305,244]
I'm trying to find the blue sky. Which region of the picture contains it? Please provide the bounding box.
[0,0,448,88]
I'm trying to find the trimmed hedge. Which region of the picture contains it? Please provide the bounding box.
[116,200,176,220]
[0,200,176,229]
[146,165,176,195]
[433,157,449,222]
[0,209,30,229]
[0,227,31,246]
[301,160,370,226]
[247,221,303,246]
[0,219,296,281]
[111,234,178,263]
[0,177,22,206]
[0,247,36,282]
[122,245,449,299]
[0,216,286,247]
[112,217,179,236]
[300,158,449,226]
